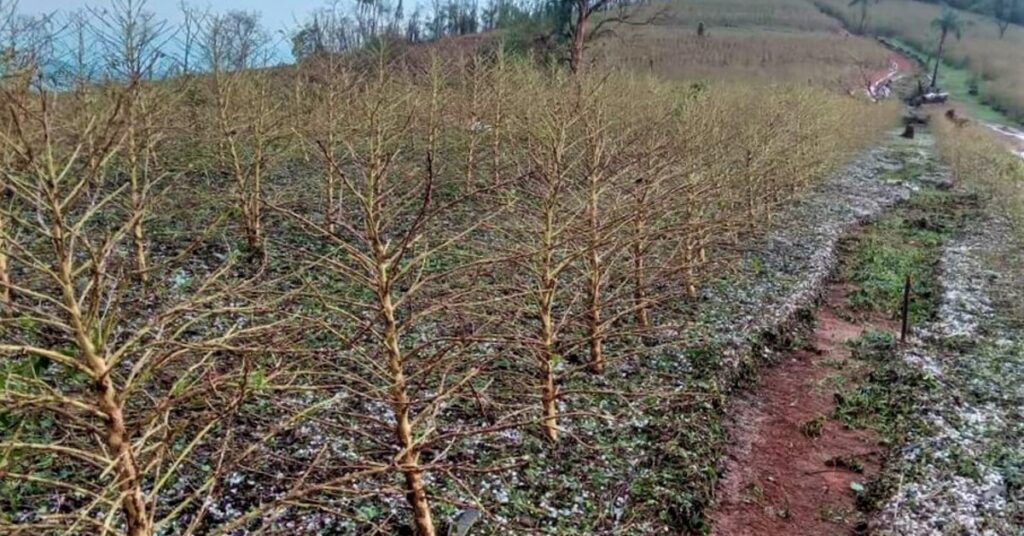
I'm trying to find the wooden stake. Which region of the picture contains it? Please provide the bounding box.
[901,275,912,343]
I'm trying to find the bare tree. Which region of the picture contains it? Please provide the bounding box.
[494,74,596,441]
[992,0,1019,38]
[281,60,511,536]
[849,0,882,35]
[576,96,656,373]
[565,0,663,74]
[90,0,174,282]
[931,6,964,89]
[0,67,285,534]
[176,1,207,75]
[201,11,284,257]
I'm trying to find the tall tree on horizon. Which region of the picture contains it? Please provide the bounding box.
[849,0,882,35]
[563,0,664,74]
[930,6,964,88]
[992,0,1020,38]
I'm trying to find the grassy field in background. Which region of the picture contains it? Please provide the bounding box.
[933,116,1024,235]
[593,0,891,88]
[814,0,1024,124]
[881,37,1011,124]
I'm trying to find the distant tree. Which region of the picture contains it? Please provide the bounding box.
[91,0,172,283]
[563,0,664,74]
[429,0,444,38]
[177,1,207,75]
[992,0,1020,37]
[482,0,500,29]
[291,4,364,62]
[848,0,882,35]
[406,7,423,41]
[202,10,267,71]
[565,0,603,74]
[930,6,964,88]
[392,0,404,33]
[291,17,325,60]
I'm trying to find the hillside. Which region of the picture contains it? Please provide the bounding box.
[594,0,891,87]
[1,1,1023,536]
[815,0,1024,123]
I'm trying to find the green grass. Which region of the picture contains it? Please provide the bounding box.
[842,186,969,324]
[827,180,988,515]
[882,38,1013,125]
[832,330,935,445]
[823,329,938,514]
[814,0,1024,123]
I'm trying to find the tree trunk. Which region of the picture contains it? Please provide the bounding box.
[246,144,265,254]
[932,31,947,88]
[631,242,650,329]
[538,274,559,441]
[69,288,150,534]
[569,0,588,75]
[587,263,604,374]
[380,281,435,536]
[0,209,10,312]
[586,179,604,374]
[631,188,651,329]
[131,215,147,283]
[127,113,148,283]
[490,49,505,186]
[325,126,340,234]
[684,237,698,299]
[465,66,480,192]
[541,358,559,442]
[326,161,339,235]
[96,371,152,536]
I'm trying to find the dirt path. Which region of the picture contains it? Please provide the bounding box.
[984,122,1024,160]
[868,54,915,99]
[710,283,894,536]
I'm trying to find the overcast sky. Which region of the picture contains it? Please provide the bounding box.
[24,0,327,31]
[21,0,338,62]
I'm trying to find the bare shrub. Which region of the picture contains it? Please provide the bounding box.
[200,11,288,257]
[0,4,903,534]
[280,57,522,536]
[0,72,299,534]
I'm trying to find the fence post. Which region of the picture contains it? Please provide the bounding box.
[900,275,912,343]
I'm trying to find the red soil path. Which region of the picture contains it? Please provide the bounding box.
[868,54,915,98]
[710,284,895,536]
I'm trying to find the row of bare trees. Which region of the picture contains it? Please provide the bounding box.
[0,2,895,536]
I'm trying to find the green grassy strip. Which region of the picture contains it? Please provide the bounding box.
[841,185,971,324]
[878,37,1016,125]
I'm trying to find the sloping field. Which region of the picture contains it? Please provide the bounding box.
[17,1,1024,535]
[594,0,891,88]
[815,0,1024,123]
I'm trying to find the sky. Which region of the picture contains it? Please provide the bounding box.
[25,0,328,31]
[21,0,336,61]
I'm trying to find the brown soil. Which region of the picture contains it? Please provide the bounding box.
[710,284,896,536]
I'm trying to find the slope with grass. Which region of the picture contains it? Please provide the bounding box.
[814,0,1024,123]
[0,1,939,535]
[592,0,891,89]
[869,180,1024,535]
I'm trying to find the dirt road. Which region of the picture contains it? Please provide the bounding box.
[868,54,915,100]
[985,123,1024,160]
